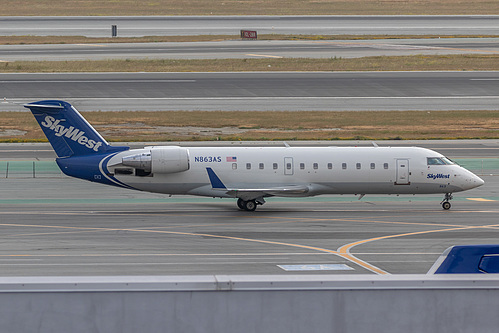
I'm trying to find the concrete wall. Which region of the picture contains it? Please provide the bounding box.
[1,275,499,333]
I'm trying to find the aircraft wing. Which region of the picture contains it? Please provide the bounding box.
[225,185,309,200]
[206,167,309,200]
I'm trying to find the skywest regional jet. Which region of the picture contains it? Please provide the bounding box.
[25,100,484,211]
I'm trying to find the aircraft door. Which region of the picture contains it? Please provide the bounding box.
[396,159,410,185]
[284,157,293,175]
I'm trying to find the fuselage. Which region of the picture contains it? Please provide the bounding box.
[25,100,484,211]
[62,145,484,199]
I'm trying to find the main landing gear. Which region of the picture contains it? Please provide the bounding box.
[441,193,453,210]
[237,198,264,211]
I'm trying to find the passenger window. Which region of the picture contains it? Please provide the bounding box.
[300,163,305,170]
[370,163,375,169]
[232,163,237,170]
[342,163,347,170]
[327,163,333,169]
[259,163,264,170]
[246,163,251,170]
[384,163,389,169]
[273,163,278,170]
[286,163,292,170]
[313,163,318,170]
[356,163,361,170]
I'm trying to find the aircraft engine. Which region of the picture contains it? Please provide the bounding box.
[122,152,152,172]
[122,147,190,174]
[150,146,190,173]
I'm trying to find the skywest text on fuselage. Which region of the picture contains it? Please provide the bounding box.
[427,173,451,180]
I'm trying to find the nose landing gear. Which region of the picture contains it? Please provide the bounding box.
[441,193,453,210]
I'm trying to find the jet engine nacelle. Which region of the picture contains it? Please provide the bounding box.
[122,147,190,174]
[151,146,190,174]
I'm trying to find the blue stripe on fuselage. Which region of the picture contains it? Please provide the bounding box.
[56,153,136,190]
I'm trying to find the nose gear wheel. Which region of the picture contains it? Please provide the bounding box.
[441,193,453,210]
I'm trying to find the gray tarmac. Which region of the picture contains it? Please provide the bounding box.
[1,16,499,37]
[2,71,499,111]
[1,38,498,62]
[0,141,497,277]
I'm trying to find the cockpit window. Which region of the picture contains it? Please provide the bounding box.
[441,157,455,165]
[427,157,454,165]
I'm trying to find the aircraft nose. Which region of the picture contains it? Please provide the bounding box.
[475,175,485,187]
[464,172,484,190]
[456,169,484,191]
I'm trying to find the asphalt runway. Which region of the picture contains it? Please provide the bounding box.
[2,71,499,111]
[0,176,497,277]
[1,38,498,61]
[1,16,499,37]
[0,141,497,277]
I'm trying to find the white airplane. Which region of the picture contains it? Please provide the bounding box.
[25,100,484,211]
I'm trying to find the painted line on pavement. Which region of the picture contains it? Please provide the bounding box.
[246,53,283,58]
[467,198,496,202]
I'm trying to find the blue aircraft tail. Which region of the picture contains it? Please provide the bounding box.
[24,100,127,158]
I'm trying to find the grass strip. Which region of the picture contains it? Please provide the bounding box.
[2,110,498,142]
[1,55,499,72]
[2,35,498,45]
[1,0,497,16]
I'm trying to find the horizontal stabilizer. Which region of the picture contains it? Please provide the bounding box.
[24,103,64,112]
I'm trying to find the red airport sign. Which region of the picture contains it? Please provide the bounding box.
[241,30,257,39]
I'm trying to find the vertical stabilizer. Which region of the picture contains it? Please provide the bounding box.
[24,100,127,157]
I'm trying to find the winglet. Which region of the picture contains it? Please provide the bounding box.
[206,167,227,189]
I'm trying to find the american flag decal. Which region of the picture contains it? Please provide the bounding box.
[226,156,237,162]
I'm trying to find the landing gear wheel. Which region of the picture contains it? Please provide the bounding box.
[237,198,245,210]
[442,201,451,210]
[441,193,453,210]
[243,200,257,212]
